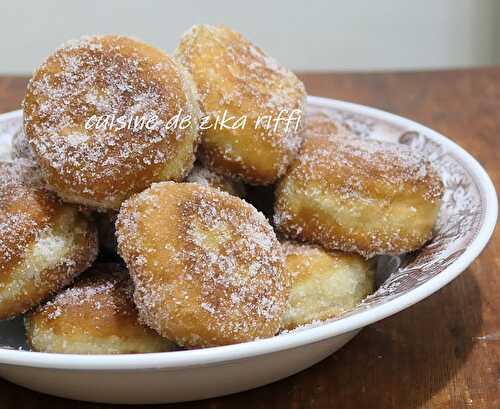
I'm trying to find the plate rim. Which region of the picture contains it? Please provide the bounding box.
[0,96,497,370]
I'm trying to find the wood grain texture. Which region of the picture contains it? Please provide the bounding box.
[0,69,498,409]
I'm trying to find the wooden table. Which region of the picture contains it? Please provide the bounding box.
[0,69,498,409]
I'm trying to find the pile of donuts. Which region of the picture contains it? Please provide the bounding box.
[0,25,443,354]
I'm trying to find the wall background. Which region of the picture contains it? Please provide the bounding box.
[1,0,500,74]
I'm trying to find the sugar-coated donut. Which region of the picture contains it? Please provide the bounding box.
[281,241,374,330]
[304,110,351,139]
[0,160,98,320]
[186,163,245,197]
[24,35,200,210]
[11,128,36,162]
[175,25,306,185]
[25,263,175,354]
[116,182,289,348]
[275,134,443,257]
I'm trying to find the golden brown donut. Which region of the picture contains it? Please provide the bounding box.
[274,134,444,257]
[281,241,374,330]
[24,35,200,210]
[0,160,98,320]
[116,182,290,348]
[303,110,351,139]
[25,263,175,354]
[175,25,306,185]
[185,163,245,197]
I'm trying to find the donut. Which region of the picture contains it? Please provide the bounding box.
[175,25,306,185]
[0,160,98,320]
[11,128,36,162]
[281,241,374,330]
[116,182,289,348]
[274,134,444,257]
[25,263,175,354]
[186,163,245,197]
[23,35,200,210]
[304,110,351,139]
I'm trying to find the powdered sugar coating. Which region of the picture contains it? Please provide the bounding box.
[186,163,245,197]
[303,110,353,140]
[23,35,200,210]
[175,25,306,185]
[275,134,444,257]
[0,160,97,319]
[25,263,175,354]
[34,264,132,320]
[116,182,290,347]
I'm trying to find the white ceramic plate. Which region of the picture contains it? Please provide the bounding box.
[0,96,497,404]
